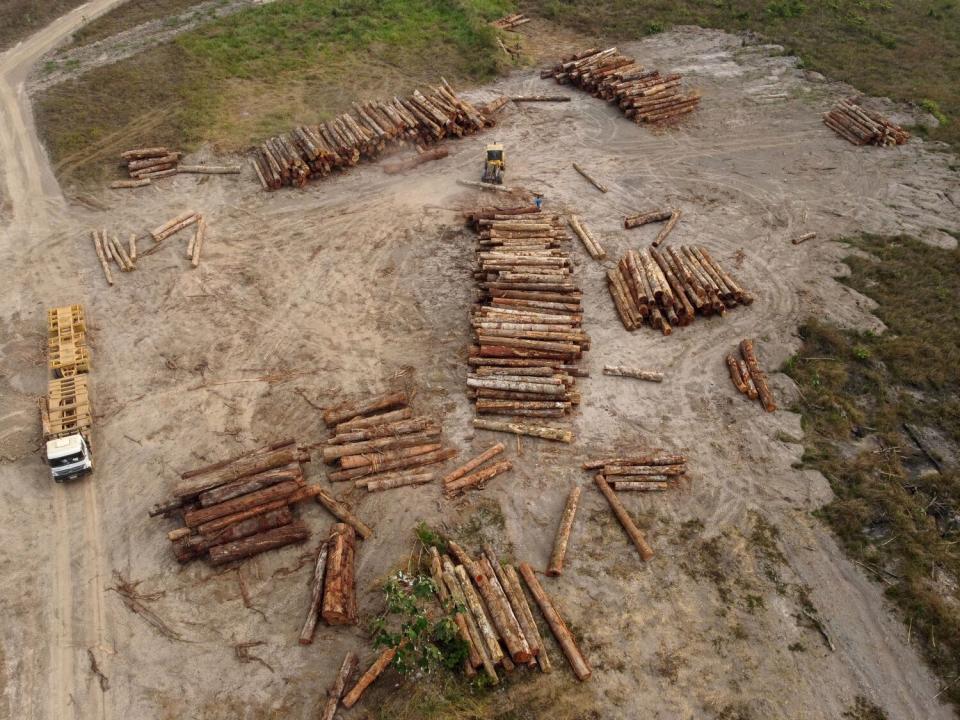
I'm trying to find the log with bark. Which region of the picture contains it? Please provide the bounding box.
[593,474,655,561]
[603,365,663,382]
[571,162,608,192]
[320,652,358,720]
[735,338,777,412]
[823,98,909,147]
[207,521,310,565]
[444,459,512,497]
[321,523,359,625]
[299,542,329,644]
[342,646,397,709]
[322,390,408,427]
[547,486,581,576]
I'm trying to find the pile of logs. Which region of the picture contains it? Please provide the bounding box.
[112,147,241,189]
[150,440,320,565]
[90,228,136,286]
[607,245,753,335]
[299,523,360,644]
[252,81,491,190]
[320,390,458,491]
[726,339,777,412]
[543,48,701,125]
[442,442,512,498]
[464,209,589,444]
[823,98,909,147]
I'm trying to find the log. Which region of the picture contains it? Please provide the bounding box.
[298,542,329,644]
[180,439,296,480]
[339,443,442,470]
[791,232,816,245]
[593,474,654,561]
[504,564,551,672]
[328,417,435,445]
[320,652,359,720]
[196,484,323,536]
[110,234,134,271]
[191,216,207,268]
[473,559,532,663]
[466,377,568,396]
[458,179,519,194]
[172,507,294,562]
[366,472,435,492]
[177,165,242,174]
[453,564,504,663]
[624,208,671,229]
[121,146,168,160]
[174,445,304,498]
[479,556,533,663]
[442,569,498,682]
[207,521,309,565]
[603,365,663,382]
[321,430,441,463]
[151,212,199,242]
[547,486,581,576]
[652,209,681,247]
[738,359,759,400]
[382,147,448,174]
[198,463,302,507]
[322,390,408,426]
[518,563,592,681]
[568,214,605,259]
[321,524,358,625]
[474,418,573,444]
[726,354,749,395]
[127,152,180,171]
[329,447,457,482]
[444,459,512,497]
[512,95,571,102]
[110,178,151,189]
[483,548,540,661]
[441,443,505,485]
[336,407,413,432]
[184,480,301,527]
[342,647,397,709]
[315,487,373,540]
[611,480,674,491]
[91,230,114,286]
[571,162,608,192]
[128,234,137,264]
[739,339,776,412]
[603,464,685,477]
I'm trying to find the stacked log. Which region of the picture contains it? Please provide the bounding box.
[727,339,777,412]
[251,80,491,190]
[150,439,321,565]
[116,147,182,186]
[465,211,588,443]
[442,442,511,497]
[544,48,700,125]
[823,98,909,147]
[607,245,753,336]
[320,390,458,490]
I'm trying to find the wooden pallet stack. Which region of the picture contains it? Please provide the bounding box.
[726,339,777,412]
[543,47,701,125]
[150,440,321,565]
[823,98,909,146]
[607,245,752,335]
[48,304,90,378]
[252,80,491,190]
[320,390,459,491]
[465,210,588,444]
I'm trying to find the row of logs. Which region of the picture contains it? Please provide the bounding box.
[252,80,491,190]
[607,245,753,336]
[823,98,909,147]
[441,442,512,497]
[465,209,589,444]
[542,47,701,125]
[320,390,459,491]
[726,338,777,412]
[299,523,359,645]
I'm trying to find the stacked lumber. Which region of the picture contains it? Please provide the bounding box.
[114,146,182,187]
[726,339,777,412]
[543,47,700,125]
[47,304,90,378]
[320,390,458,491]
[465,212,588,444]
[299,523,360,643]
[251,80,491,190]
[491,13,530,30]
[607,245,753,336]
[150,439,320,565]
[823,98,909,147]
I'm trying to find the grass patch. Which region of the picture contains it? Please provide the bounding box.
[0,0,86,51]
[522,0,960,151]
[35,0,514,186]
[67,0,208,47]
[784,234,960,709]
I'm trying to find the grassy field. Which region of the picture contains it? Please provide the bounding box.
[0,0,85,51]
[523,0,960,150]
[35,0,513,186]
[68,0,205,47]
[784,235,960,709]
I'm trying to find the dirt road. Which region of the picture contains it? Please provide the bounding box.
[1,15,959,720]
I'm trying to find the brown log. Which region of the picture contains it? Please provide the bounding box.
[366,472,435,492]
[335,407,412,433]
[151,212,199,242]
[571,162,608,192]
[207,521,309,565]
[444,459,512,497]
[453,564,504,664]
[474,418,573,443]
[441,443,505,485]
[739,339,776,412]
[652,209,681,247]
[603,464,685,476]
[466,377,568,396]
[179,440,297,480]
[322,390,408,426]
[128,234,137,264]
[382,147,449,174]
[483,548,540,662]
[611,480,674,491]
[299,542,329,644]
[329,447,457,482]
[121,146,168,160]
[127,152,181,172]
[197,463,302,507]
[568,214,605,259]
[726,354,749,395]
[698,246,753,305]
[177,165,242,174]
[320,652,359,720]
[791,232,817,245]
[338,443,442,469]
[110,178,151,189]
[315,487,373,540]
[184,480,301,527]
[442,568,498,681]
[321,524,358,625]
[479,556,533,663]
[512,95,570,102]
[172,507,294,562]
[603,365,663,382]
[321,429,442,463]
[342,647,397,709]
[196,484,323,536]
[594,474,654,561]
[518,563,592,681]
[472,559,532,663]
[91,230,114,286]
[738,359,759,400]
[328,417,435,445]
[547,486,581,576]
[624,208,671,229]
[504,564,552,672]
[191,216,207,268]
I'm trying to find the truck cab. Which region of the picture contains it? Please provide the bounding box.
[46,434,93,482]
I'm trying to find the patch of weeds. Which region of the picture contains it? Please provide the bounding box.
[652,643,688,684]
[842,696,889,720]
[744,594,765,613]
[766,0,806,19]
[715,703,755,720]
[921,98,950,126]
[415,521,448,553]
[787,642,805,652]
[454,496,506,548]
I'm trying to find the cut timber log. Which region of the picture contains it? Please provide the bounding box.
[603,464,685,476]
[92,230,114,286]
[504,564,551,672]
[207,521,309,565]
[336,407,413,432]
[180,439,296,480]
[184,480,300,527]
[474,418,573,443]
[442,569,499,682]
[299,543,329,644]
[582,454,687,470]
[624,208,671,229]
[726,354,749,395]
[594,474,654,561]
[366,472,435,492]
[328,417,436,445]
[547,486,581,576]
[512,95,571,102]
[518,562,592,681]
[110,179,151,189]
[122,147,167,160]
[603,365,663,382]
[569,215,605,259]
[611,480,674,491]
[320,652,358,720]
[177,165,241,174]
[321,524,358,625]
[652,209,681,247]
[342,647,397,709]
[322,391,408,426]
[321,430,441,463]
[444,459,512,497]
[571,162,608,192]
[196,484,323,536]
[474,559,532,663]
[739,339,777,412]
[441,442,505,485]
[172,507,294,563]
[382,147,448,174]
[328,447,457,482]
[483,549,540,662]
[453,564,504,664]
[191,216,207,268]
[791,232,816,245]
[458,179,519,194]
[338,443,441,469]
[315,488,373,540]
[198,463,302,507]
[151,212,198,242]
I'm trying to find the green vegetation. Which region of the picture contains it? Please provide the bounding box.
[523,0,960,150]
[0,0,85,51]
[784,235,960,709]
[68,0,209,47]
[35,0,513,186]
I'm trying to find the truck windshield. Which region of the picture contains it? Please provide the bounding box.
[488,150,503,161]
[51,452,83,466]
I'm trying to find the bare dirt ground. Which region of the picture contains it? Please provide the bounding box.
[2,15,960,720]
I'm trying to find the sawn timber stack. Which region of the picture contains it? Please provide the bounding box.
[252,80,491,190]
[465,210,588,443]
[543,47,701,125]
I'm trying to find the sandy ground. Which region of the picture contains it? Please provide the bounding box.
[2,13,960,720]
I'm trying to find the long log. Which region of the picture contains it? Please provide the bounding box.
[207,521,310,565]
[442,570,498,682]
[504,564,551,672]
[518,563,592,681]
[322,390,408,426]
[151,212,199,242]
[603,365,663,382]
[444,459,512,497]
[479,556,533,663]
[321,430,441,463]
[321,524,358,625]
[366,472,435,492]
[196,484,323,535]
[175,445,306,498]
[299,543,329,644]
[342,646,397,709]
[121,146,168,160]
[453,564,504,663]
[611,480,674,491]
[197,463,302,507]
[91,230,114,286]
[512,95,571,102]
[329,447,457,482]
[483,548,540,662]
[315,487,373,540]
[179,439,297,480]
[320,652,359,720]
[738,358,759,400]
[336,407,413,432]
[624,208,671,229]
[472,560,532,663]
[474,418,573,444]
[603,464,685,476]
[593,474,654,561]
[440,443,504,485]
[110,178,151,189]
[328,417,435,445]
[338,442,441,469]
[177,165,242,174]
[547,486,581,576]
[726,354,749,395]
[184,480,301,527]
[739,339,776,412]
[191,216,207,268]
[571,163,608,193]
[172,507,293,562]
[568,214,605,259]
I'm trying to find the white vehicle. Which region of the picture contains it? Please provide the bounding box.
[41,374,94,483]
[46,434,93,482]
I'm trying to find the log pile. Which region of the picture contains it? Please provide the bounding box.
[149,439,323,565]
[607,245,753,335]
[251,80,491,190]
[320,390,458,490]
[543,48,701,125]
[726,339,777,412]
[823,98,909,147]
[464,211,589,443]
[114,147,182,187]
